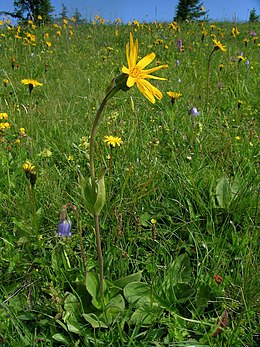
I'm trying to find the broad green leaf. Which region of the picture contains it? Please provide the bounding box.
[106,294,125,311]
[67,322,84,334]
[105,294,125,324]
[123,282,151,304]
[83,313,108,328]
[79,174,95,214]
[63,293,81,323]
[195,284,211,308]
[113,271,142,289]
[128,301,162,325]
[128,308,155,325]
[52,333,70,345]
[216,177,231,209]
[85,272,102,309]
[94,167,106,215]
[168,253,191,286]
[231,176,242,199]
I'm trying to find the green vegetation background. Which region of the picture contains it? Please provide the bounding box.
[0,17,259,346]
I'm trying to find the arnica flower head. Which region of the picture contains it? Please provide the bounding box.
[21,79,43,93]
[189,107,200,117]
[238,55,245,63]
[122,33,168,104]
[103,135,123,147]
[57,219,72,237]
[167,91,182,105]
[212,39,227,52]
[22,160,37,186]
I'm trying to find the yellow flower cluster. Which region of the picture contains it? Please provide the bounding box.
[0,122,11,131]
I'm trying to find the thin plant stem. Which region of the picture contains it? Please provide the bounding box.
[109,147,113,180]
[94,213,104,300]
[89,86,117,300]
[206,49,215,111]
[78,219,87,277]
[28,184,37,237]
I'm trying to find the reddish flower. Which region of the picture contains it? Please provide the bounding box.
[214,274,223,285]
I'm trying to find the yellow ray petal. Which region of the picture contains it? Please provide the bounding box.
[142,64,169,74]
[136,52,156,70]
[136,81,155,104]
[126,75,137,88]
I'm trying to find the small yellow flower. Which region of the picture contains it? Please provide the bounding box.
[21,79,43,87]
[219,63,224,71]
[167,91,182,104]
[3,79,9,86]
[0,112,8,120]
[235,136,241,140]
[212,39,227,52]
[151,218,157,224]
[22,160,36,173]
[103,135,123,147]
[68,155,74,161]
[0,122,11,130]
[122,33,168,104]
[237,55,245,62]
[38,15,42,20]
[22,160,37,186]
[167,91,182,99]
[19,127,26,136]
[21,79,43,93]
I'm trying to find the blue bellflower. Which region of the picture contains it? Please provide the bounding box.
[189,107,200,117]
[58,219,72,237]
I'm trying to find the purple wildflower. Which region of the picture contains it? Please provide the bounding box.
[189,107,200,117]
[177,38,183,51]
[58,219,72,237]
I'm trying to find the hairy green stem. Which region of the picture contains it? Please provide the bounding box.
[89,86,117,300]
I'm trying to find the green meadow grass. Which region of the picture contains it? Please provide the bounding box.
[0,18,259,346]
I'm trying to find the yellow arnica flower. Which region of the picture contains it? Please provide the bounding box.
[122,33,168,104]
[21,79,43,87]
[22,160,36,173]
[103,136,123,147]
[167,91,182,99]
[22,160,37,186]
[212,39,227,52]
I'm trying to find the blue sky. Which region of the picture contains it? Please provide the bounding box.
[1,0,260,23]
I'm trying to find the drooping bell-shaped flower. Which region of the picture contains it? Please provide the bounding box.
[57,219,72,237]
